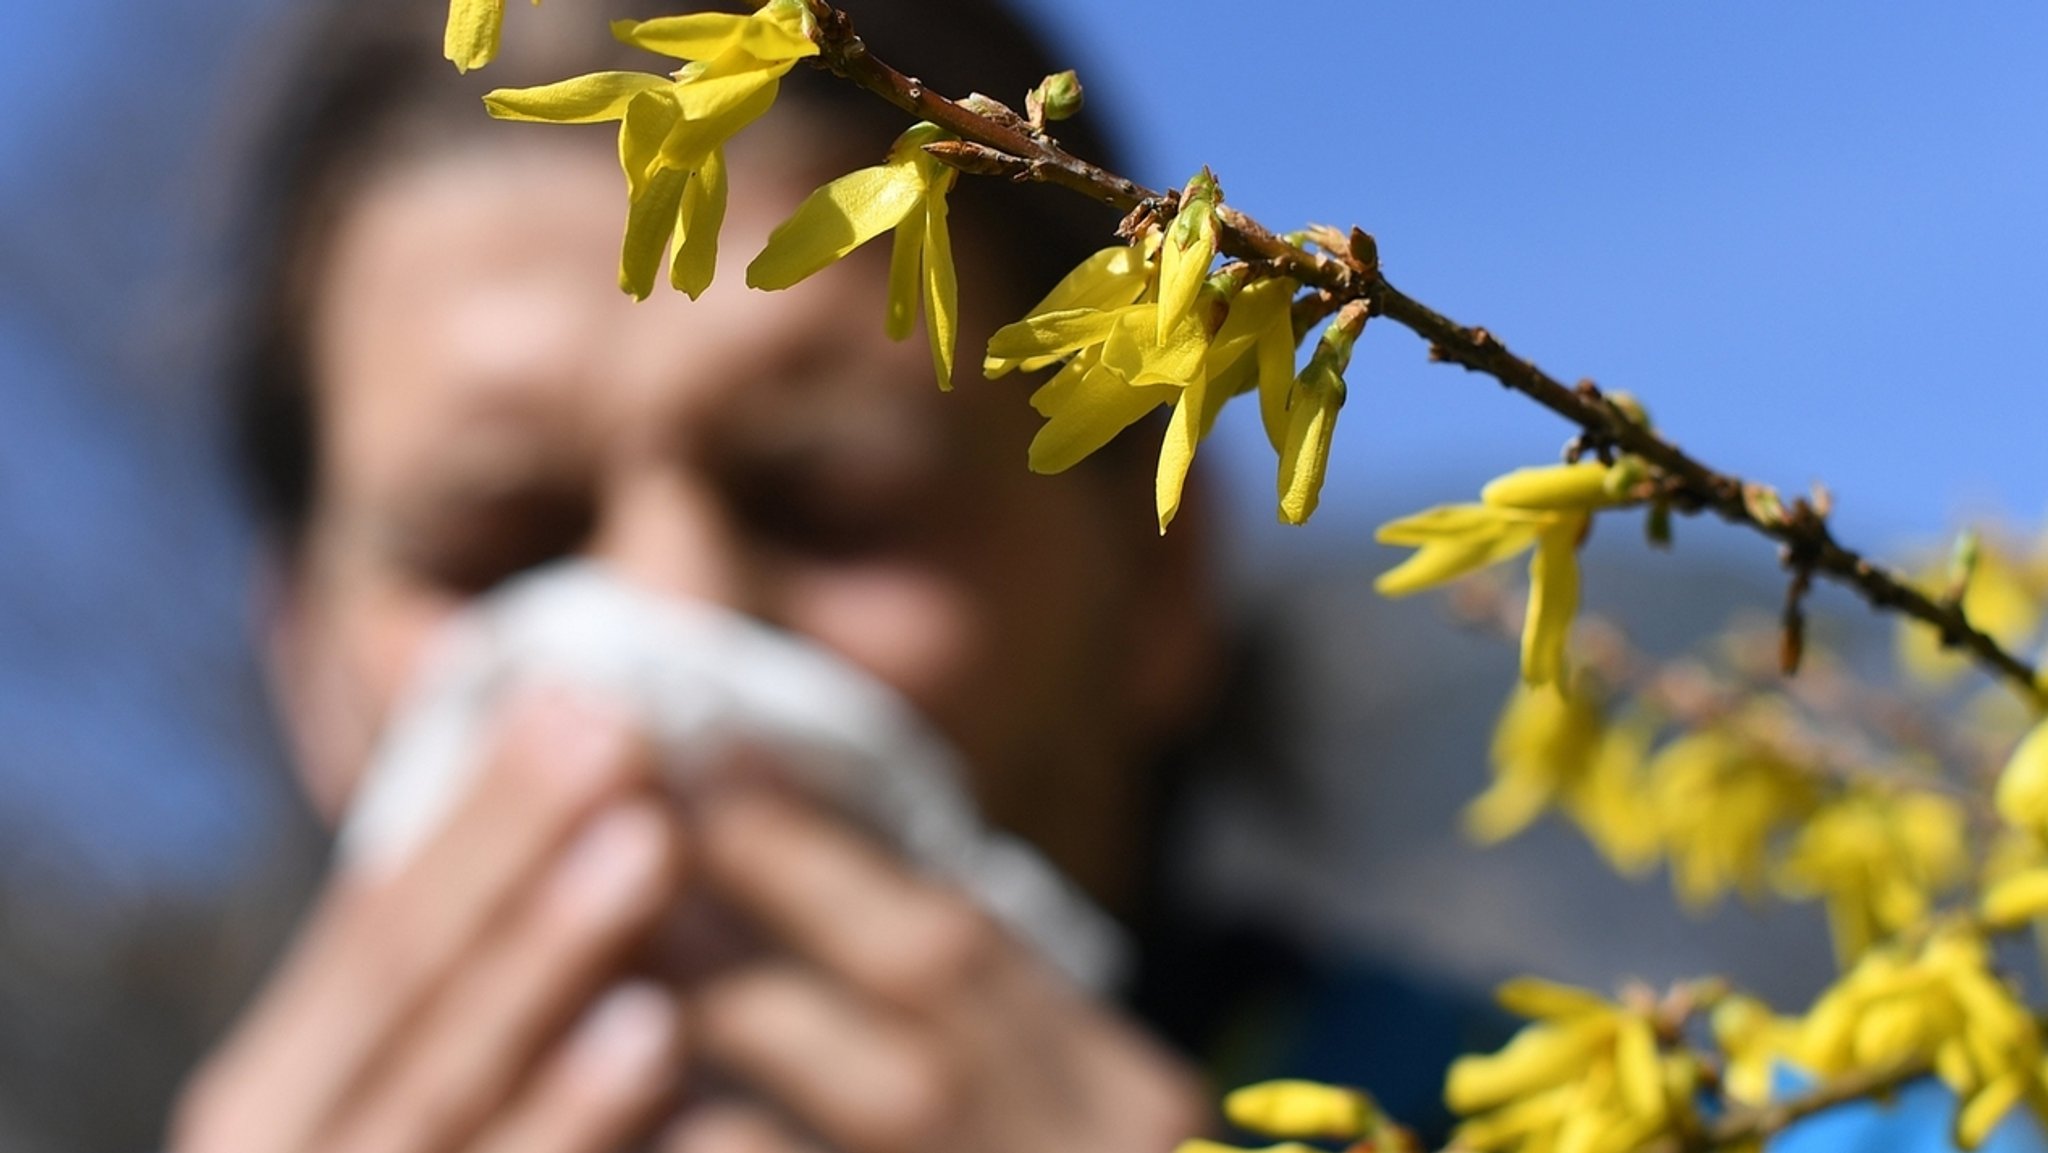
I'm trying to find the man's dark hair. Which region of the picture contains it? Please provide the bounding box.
[226,0,1128,545]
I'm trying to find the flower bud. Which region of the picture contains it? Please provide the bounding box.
[1224,1080,1377,1141]
[1028,69,1085,123]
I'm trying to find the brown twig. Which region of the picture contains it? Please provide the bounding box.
[1692,1059,1927,1150]
[800,0,2046,709]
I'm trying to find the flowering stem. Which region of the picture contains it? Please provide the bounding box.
[801,0,2046,709]
[1691,1058,1928,1150]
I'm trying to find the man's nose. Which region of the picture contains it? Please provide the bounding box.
[584,466,764,618]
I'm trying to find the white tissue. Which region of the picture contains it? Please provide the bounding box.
[337,561,1128,992]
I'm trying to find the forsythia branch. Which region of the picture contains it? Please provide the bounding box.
[1690,1057,1930,1151]
[799,0,2046,709]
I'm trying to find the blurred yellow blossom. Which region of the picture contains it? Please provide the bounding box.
[1223,1080,1376,1140]
[1446,978,1694,1153]
[1712,993,1801,1106]
[1774,787,1969,966]
[1996,718,2048,844]
[749,122,960,386]
[483,1,818,298]
[1789,928,2048,1148]
[1645,723,1817,909]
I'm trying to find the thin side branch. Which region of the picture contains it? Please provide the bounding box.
[1694,1059,1928,1150]
[802,0,2045,708]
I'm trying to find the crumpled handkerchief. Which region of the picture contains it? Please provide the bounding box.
[338,560,1128,992]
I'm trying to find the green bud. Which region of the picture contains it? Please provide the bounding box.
[1601,454,1649,500]
[1168,169,1220,253]
[1742,483,1785,528]
[1607,390,1652,430]
[1027,69,1085,124]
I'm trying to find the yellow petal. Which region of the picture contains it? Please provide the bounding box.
[1522,516,1584,685]
[484,71,670,123]
[619,166,688,300]
[1957,1070,2028,1149]
[921,188,957,389]
[1156,215,1213,343]
[1482,462,1618,511]
[444,0,506,73]
[987,244,1151,377]
[1223,1080,1376,1141]
[1447,1021,1605,1113]
[619,89,681,198]
[1027,361,1175,474]
[1378,504,1540,546]
[1495,978,1611,1022]
[1996,720,2048,840]
[1981,867,2048,928]
[661,71,781,173]
[611,11,816,64]
[1103,306,1209,389]
[1375,524,1543,597]
[1156,375,1207,532]
[670,146,727,299]
[747,162,925,290]
[1615,1017,1666,1126]
[987,307,1128,363]
[884,198,926,342]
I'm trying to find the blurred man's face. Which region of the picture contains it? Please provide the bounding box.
[278,129,1215,900]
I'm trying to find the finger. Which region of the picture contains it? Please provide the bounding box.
[659,1101,827,1153]
[182,696,649,1152]
[693,964,949,1153]
[695,790,1014,1013]
[467,980,686,1153]
[328,798,683,1153]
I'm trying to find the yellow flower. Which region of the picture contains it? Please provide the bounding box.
[987,264,1297,532]
[1644,722,1816,909]
[1790,928,2048,1149]
[1166,272,1296,530]
[1263,304,1355,527]
[1223,1080,1376,1141]
[444,0,524,74]
[483,1,818,299]
[1570,708,1665,875]
[1773,786,1968,966]
[984,241,1153,378]
[1470,682,1604,844]
[1376,461,1621,685]
[1447,979,1694,1153]
[748,122,960,387]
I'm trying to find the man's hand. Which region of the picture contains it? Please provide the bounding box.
[665,789,1212,1153]
[171,697,688,1153]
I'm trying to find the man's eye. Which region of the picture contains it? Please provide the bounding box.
[394,486,596,594]
[731,471,916,560]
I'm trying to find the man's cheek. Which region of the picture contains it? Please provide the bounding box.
[781,563,987,729]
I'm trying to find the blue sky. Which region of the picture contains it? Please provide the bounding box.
[4,1,2046,889]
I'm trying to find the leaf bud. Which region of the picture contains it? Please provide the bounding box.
[1742,483,1786,528]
